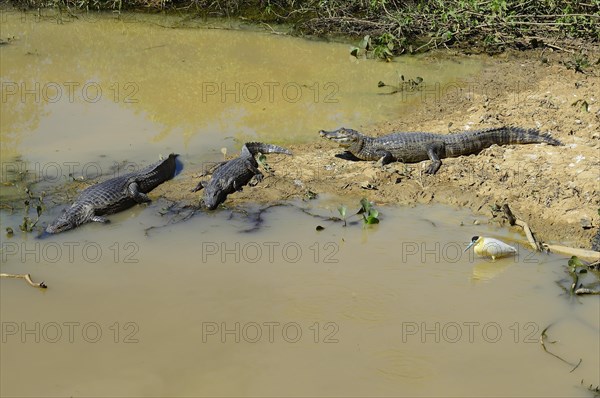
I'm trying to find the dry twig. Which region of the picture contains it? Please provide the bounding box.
[1,273,47,289]
[502,204,541,251]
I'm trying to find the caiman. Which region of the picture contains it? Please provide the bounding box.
[192,142,292,210]
[46,154,178,234]
[319,126,562,174]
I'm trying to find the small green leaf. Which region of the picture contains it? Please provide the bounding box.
[369,208,379,219]
[338,205,347,219]
[365,216,380,224]
[360,198,371,212]
[568,256,588,268]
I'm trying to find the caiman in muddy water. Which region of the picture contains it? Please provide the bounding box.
[46,154,178,234]
[192,142,292,210]
[319,126,562,174]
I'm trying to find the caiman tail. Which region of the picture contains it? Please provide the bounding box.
[136,153,179,192]
[242,142,293,156]
[444,127,562,158]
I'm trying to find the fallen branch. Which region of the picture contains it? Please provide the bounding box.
[502,205,600,262]
[1,273,47,289]
[574,287,600,295]
[502,204,541,251]
[543,244,600,263]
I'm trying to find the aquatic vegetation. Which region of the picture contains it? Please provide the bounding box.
[19,189,45,234]
[335,198,380,227]
[566,256,600,295]
[377,73,424,95]
[358,198,380,225]
[555,256,600,297]
[350,33,396,61]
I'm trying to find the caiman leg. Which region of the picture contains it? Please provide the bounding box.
[85,204,109,223]
[249,162,264,184]
[425,143,445,174]
[128,182,151,203]
[375,150,395,167]
[236,161,264,190]
[192,161,228,192]
[248,173,264,187]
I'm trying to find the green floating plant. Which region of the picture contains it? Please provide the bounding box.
[359,198,380,225]
[17,188,45,233]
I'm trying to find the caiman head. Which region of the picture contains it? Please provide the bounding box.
[45,211,76,234]
[45,204,93,234]
[203,184,228,211]
[319,127,363,148]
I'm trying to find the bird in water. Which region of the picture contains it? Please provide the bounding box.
[464,236,517,260]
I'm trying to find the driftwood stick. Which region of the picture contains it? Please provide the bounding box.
[502,205,600,262]
[543,244,600,263]
[502,204,541,251]
[0,273,47,289]
[574,287,600,295]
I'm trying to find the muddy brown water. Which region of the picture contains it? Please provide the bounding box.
[1,10,599,397]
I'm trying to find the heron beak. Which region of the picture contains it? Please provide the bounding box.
[464,241,475,252]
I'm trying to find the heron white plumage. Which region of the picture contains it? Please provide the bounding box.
[464,236,517,260]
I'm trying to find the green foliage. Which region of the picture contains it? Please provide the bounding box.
[350,34,395,60]
[314,0,599,56]
[568,255,588,270]
[371,33,395,60]
[564,53,592,73]
[18,189,45,233]
[564,256,600,296]
[489,0,508,16]
[334,198,379,227]
[358,198,379,225]
[257,153,273,173]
